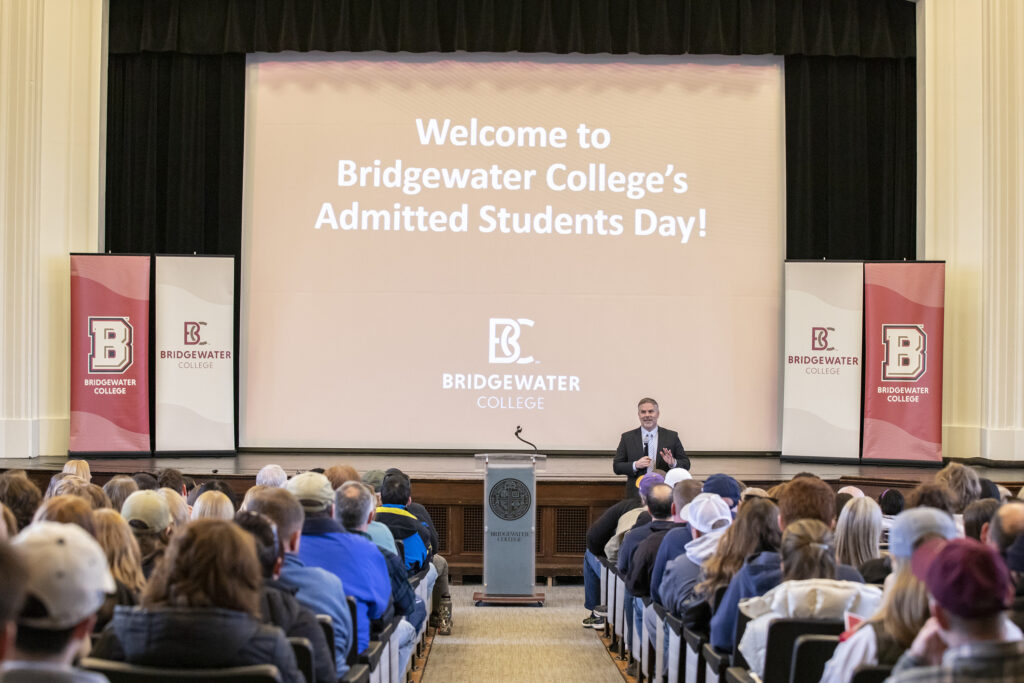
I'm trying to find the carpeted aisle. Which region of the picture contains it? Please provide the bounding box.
[422,585,622,682]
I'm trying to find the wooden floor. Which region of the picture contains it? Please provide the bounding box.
[6,452,1024,488]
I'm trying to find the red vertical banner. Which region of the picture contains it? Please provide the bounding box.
[70,255,151,454]
[862,262,945,462]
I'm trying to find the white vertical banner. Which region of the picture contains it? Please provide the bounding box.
[782,262,864,460]
[155,256,235,452]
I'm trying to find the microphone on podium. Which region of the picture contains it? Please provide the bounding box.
[514,425,539,453]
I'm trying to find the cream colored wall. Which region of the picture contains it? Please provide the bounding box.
[0,0,105,457]
[920,0,1024,461]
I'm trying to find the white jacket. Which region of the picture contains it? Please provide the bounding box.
[737,579,883,678]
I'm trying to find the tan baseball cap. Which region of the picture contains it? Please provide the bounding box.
[121,489,172,532]
[285,471,334,512]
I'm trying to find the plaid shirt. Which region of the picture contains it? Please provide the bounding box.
[889,639,1024,682]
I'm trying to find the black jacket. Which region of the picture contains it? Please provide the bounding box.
[260,579,336,683]
[93,605,303,683]
[586,497,642,557]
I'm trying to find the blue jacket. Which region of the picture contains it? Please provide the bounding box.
[298,516,391,653]
[709,550,864,651]
[650,525,692,604]
[280,553,353,676]
[375,505,432,574]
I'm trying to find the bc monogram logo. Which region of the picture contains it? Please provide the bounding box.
[488,318,535,364]
[882,324,927,381]
[87,317,133,373]
[184,321,207,346]
[811,326,835,351]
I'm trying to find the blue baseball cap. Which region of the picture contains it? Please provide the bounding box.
[702,474,742,507]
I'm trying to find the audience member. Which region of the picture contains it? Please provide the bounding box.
[287,472,390,655]
[738,488,768,508]
[92,519,303,682]
[738,519,882,677]
[375,472,433,573]
[835,497,883,577]
[582,483,643,628]
[130,471,159,491]
[934,462,982,515]
[978,477,1002,501]
[838,485,866,498]
[159,488,190,529]
[835,492,854,521]
[649,479,703,605]
[0,540,28,659]
[821,506,958,683]
[244,487,353,676]
[879,488,906,540]
[0,473,40,533]
[31,495,95,536]
[4,522,114,682]
[102,476,138,512]
[84,484,111,510]
[91,508,144,632]
[710,476,864,652]
[62,459,92,482]
[191,490,235,521]
[964,498,1001,542]
[702,474,742,511]
[189,480,237,509]
[988,500,1024,555]
[120,489,173,578]
[155,468,187,497]
[43,472,76,499]
[906,482,956,517]
[0,505,15,540]
[605,472,663,563]
[235,510,336,683]
[336,482,423,673]
[51,476,90,501]
[324,464,360,491]
[256,465,289,488]
[889,537,1024,681]
[664,468,693,489]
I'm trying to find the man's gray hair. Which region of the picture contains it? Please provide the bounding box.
[335,481,376,532]
[256,464,288,488]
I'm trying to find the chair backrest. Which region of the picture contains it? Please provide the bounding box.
[316,614,335,664]
[850,665,894,683]
[289,636,313,683]
[789,634,839,683]
[731,610,752,668]
[81,657,283,682]
[346,596,360,665]
[762,619,843,683]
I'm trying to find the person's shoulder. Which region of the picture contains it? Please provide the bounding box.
[886,665,950,683]
[620,427,640,438]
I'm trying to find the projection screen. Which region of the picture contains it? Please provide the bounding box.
[241,53,784,452]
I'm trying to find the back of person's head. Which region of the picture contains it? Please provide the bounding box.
[0,539,28,627]
[906,482,956,515]
[336,481,376,531]
[103,475,139,512]
[0,504,16,540]
[878,488,905,516]
[92,508,146,595]
[241,485,270,511]
[888,507,958,561]
[673,479,702,514]
[43,472,75,499]
[131,471,159,491]
[934,462,981,514]
[235,510,282,579]
[380,471,412,506]
[190,480,237,509]
[62,459,91,482]
[780,518,836,581]
[32,495,95,536]
[696,497,780,599]
[0,472,41,532]
[362,470,386,494]
[324,464,360,491]
[646,483,673,519]
[51,475,90,501]
[121,489,172,535]
[11,521,115,657]
[84,483,112,510]
[834,492,853,521]
[911,537,1011,631]
[143,518,261,617]
[963,498,1001,541]
[244,487,305,543]
[988,500,1024,553]
[637,472,665,503]
[702,474,742,509]
[156,468,186,494]
[834,497,882,569]
[871,560,930,648]
[191,490,235,521]
[159,488,190,529]
[778,476,835,527]
[284,472,334,517]
[255,464,288,488]
[977,478,1002,501]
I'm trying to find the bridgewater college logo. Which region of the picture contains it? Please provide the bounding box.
[87,317,133,373]
[488,318,535,364]
[881,324,927,381]
[184,321,207,345]
[488,478,531,521]
[811,326,835,351]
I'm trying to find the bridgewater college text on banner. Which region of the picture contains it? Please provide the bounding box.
[862,262,945,462]
[69,255,151,454]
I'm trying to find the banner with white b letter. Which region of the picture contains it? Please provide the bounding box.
[781,261,864,460]
[155,256,235,452]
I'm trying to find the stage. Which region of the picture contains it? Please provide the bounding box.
[7,453,1023,581]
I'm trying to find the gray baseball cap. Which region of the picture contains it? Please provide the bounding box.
[889,507,958,559]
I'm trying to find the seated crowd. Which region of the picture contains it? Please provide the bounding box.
[585,461,1024,681]
[0,460,452,682]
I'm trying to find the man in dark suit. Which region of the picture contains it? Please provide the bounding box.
[612,397,689,497]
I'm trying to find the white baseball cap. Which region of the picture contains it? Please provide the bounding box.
[285,472,334,512]
[682,493,732,535]
[664,468,693,488]
[12,521,115,629]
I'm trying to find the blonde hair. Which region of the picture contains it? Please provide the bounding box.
[191,490,234,521]
[934,462,981,513]
[63,459,92,482]
[864,559,929,648]
[241,485,270,511]
[160,488,190,529]
[93,508,146,595]
[32,495,95,536]
[834,497,883,569]
[780,519,835,581]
